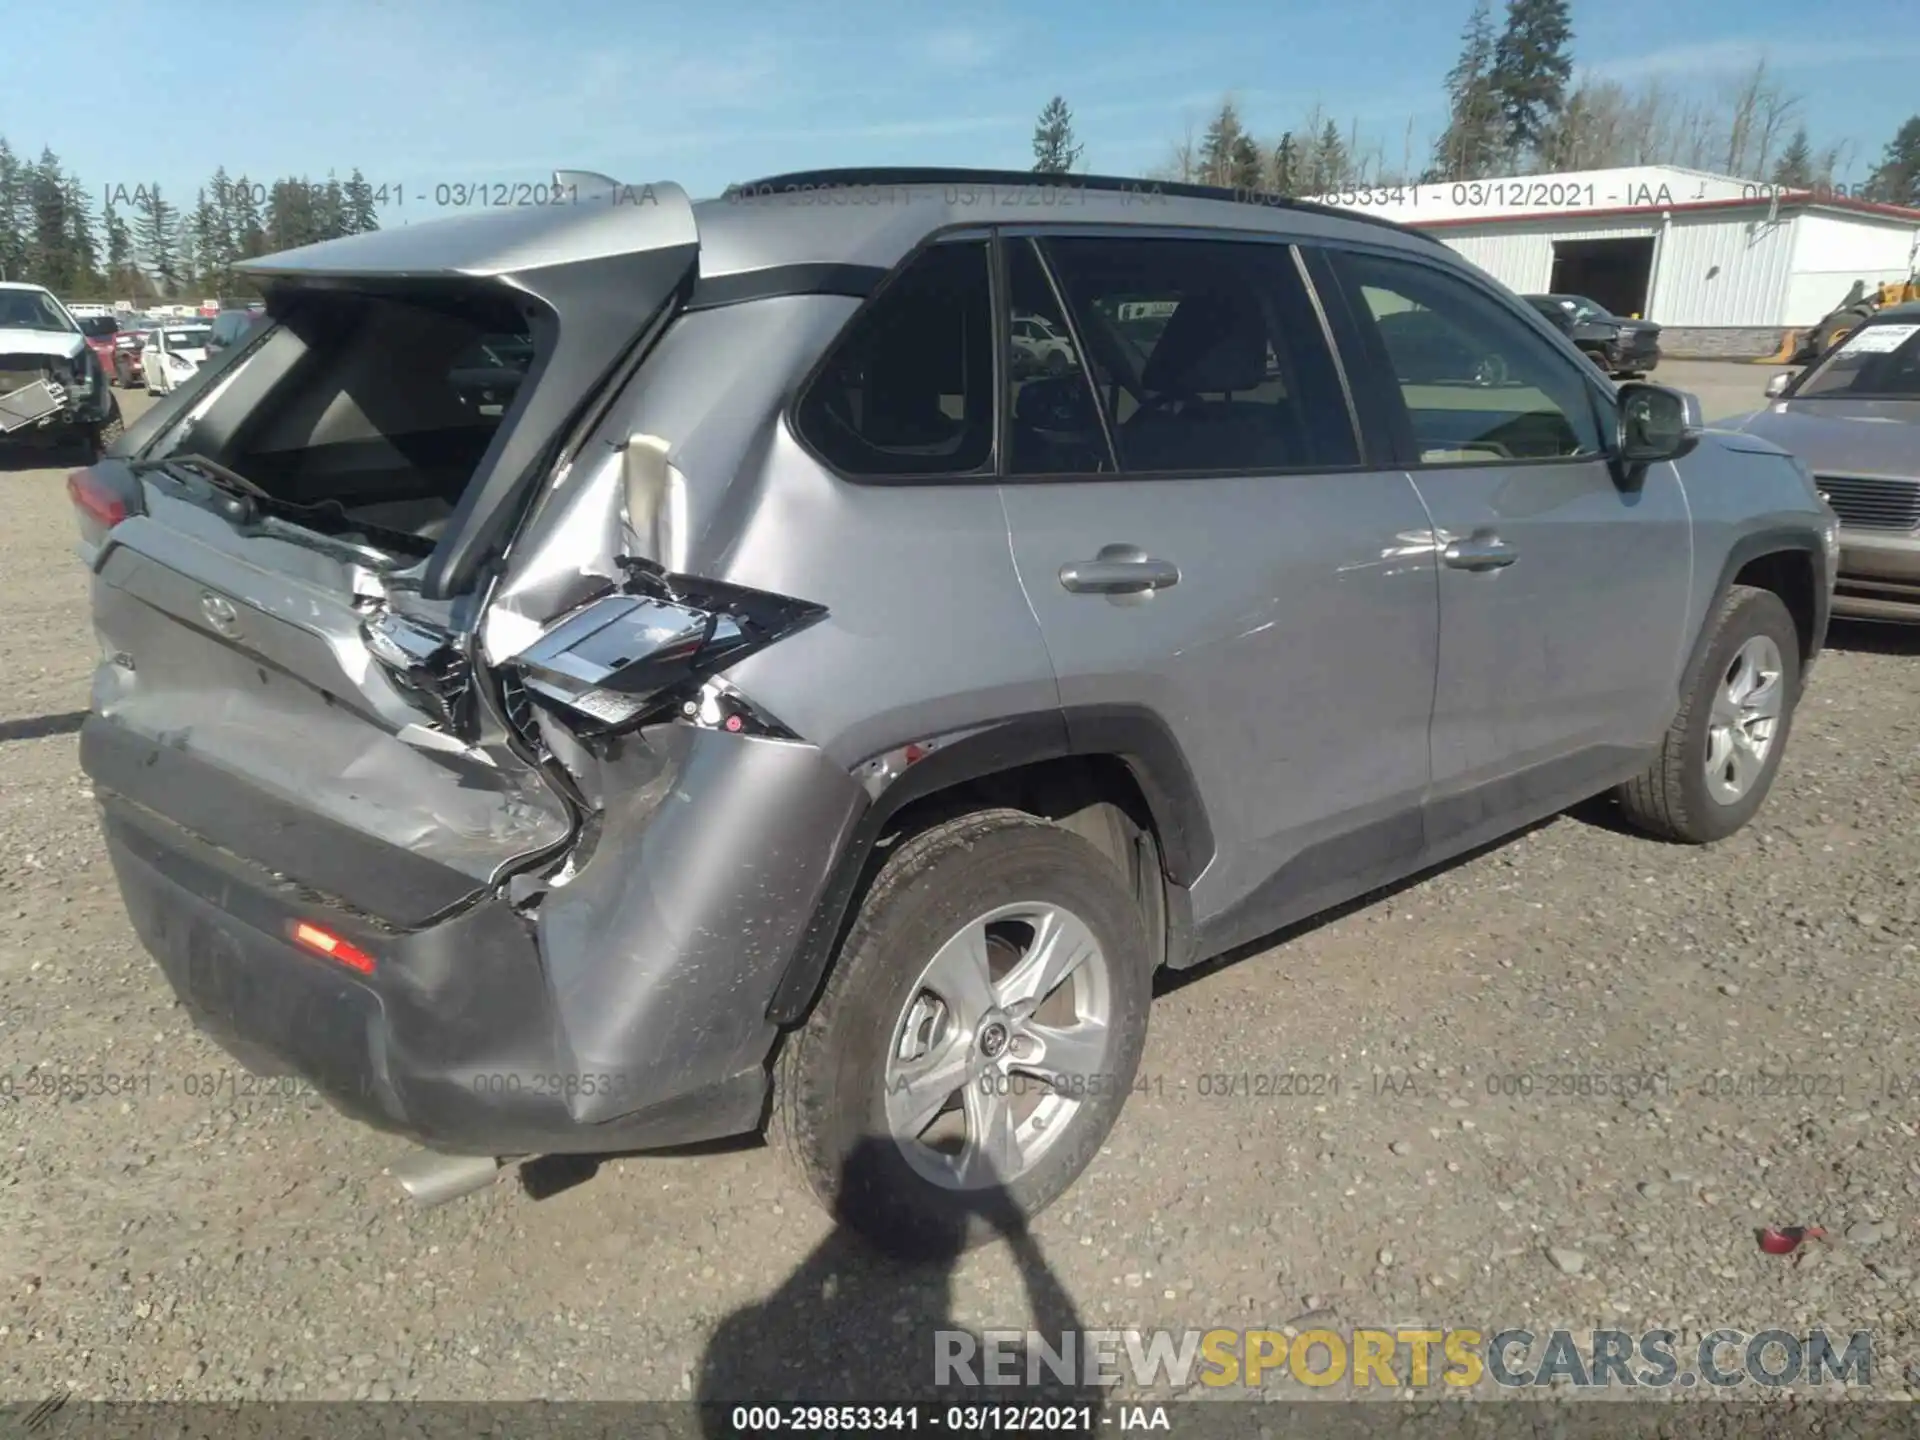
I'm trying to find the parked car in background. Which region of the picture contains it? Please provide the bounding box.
[111,319,159,388]
[1730,304,1920,622]
[0,281,124,460]
[203,308,268,361]
[76,314,125,375]
[141,322,214,395]
[1010,313,1076,376]
[1522,294,1661,378]
[70,168,1832,1255]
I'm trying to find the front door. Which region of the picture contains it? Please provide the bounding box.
[1326,246,1692,855]
[998,231,1440,950]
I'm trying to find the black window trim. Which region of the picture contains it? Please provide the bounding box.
[1008,233,1121,477]
[783,225,1000,486]
[1311,236,1621,474]
[788,221,1383,488]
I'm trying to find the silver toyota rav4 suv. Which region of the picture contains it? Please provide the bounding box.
[71,168,1835,1253]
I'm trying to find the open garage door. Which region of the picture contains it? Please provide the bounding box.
[1549,237,1655,318]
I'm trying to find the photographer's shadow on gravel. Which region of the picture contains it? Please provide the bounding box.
[695,1136,1099,1434]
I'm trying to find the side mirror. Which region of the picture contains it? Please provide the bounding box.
[1615,382,1700,466]
[1765,372,1793,399]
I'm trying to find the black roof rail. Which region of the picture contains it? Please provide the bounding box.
[728,166,1447,246]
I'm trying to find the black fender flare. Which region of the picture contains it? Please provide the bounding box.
[763,705,1213,1024]
[1679,527,1828,702]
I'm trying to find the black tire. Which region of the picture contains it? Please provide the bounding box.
[1616,585,1801,844]
[73,402,124,465]
[1045,349,1070,374]
[769,808,1151,1258]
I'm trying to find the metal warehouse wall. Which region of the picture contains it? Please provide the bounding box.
[1646,213,1794,326]
[1784,215,1920,324]
[1437,218,1658,296]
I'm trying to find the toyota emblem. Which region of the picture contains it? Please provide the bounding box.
[200,592,241,637]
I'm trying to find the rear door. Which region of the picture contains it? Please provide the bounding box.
[1322,246,1692,855]
[999,231,1439,949]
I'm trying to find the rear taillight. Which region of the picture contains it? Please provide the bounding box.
[68,469,128,528]
[509,565,825,737]
[289,920,376,975]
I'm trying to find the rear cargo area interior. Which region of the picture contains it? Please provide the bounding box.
[221,289,536,542]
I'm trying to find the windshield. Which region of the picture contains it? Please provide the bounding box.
[1562,297,1611,323]
[165,328,213,347]
[1794,322,1920,399]
[78,315,122,338]
[0,289,78,333]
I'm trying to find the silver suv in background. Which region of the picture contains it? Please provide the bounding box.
[71,169,1834,1254]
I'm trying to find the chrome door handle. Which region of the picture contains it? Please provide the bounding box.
[1059,545,1181,594]
[1442,537,1518,571]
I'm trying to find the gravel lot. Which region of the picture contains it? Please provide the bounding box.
[3,376,1918,1410]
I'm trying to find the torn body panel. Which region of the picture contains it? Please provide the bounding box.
[534,722,867,1124]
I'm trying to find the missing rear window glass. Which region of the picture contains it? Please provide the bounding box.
[190,287,539,549]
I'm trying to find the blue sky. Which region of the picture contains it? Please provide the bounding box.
[7,0,1919,218]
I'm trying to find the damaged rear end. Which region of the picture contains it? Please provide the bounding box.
[76,185,862,1157]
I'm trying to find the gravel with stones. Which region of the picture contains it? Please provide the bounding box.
[3,392,1918,1407]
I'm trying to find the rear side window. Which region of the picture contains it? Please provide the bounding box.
[1039,236,1359,473]
[1334,251,1603,464]
[795,240,994,477]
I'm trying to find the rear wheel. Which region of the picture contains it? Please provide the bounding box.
[1616,585,1800,844]
[770,809,1151,1256]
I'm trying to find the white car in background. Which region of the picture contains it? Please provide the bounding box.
[143,322,214,395]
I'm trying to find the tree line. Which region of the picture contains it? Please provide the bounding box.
[1029,0,1920,206]
[0,139,381,302]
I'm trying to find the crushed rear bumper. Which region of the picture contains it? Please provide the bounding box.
[102,794,771,1155]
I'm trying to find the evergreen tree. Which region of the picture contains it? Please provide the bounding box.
[1200,98,1250,188]
[103,203,134,295]
[28,149,77,293]
[315,173,347,240]
[343,168,380,233]
[226,173,266,261]
[1030,96,1084,174]
[0,138,25,282]
[1490,0,1574,162]
[190,188,228,293]
[1434,0,1506,179]
[1770,127,1815,189]
[1865,115,1920,207]
[1228,134,1263,190]
[1269,133,1299,196]
[267,178,320,251]
[61,170,99,294]
[132,184,180,294]
[1308,118,1351,192]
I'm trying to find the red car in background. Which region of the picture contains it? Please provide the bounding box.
[76,314,124,376]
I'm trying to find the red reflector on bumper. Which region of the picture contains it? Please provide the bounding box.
[289,920,376,975]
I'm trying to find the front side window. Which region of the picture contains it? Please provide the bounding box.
[794,240,994,477]
[1039,235,1359,473]
[1336,251,1603,464]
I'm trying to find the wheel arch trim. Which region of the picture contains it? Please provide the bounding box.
[1683,527,1828,700]
[764,705,1213,1024]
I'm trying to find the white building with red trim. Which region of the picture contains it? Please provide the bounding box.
[1309,165,1920,355]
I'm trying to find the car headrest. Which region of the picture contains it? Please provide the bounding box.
[1141,292,1269,395]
